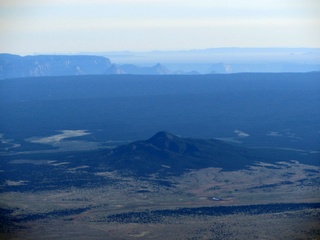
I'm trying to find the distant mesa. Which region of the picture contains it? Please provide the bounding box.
[0,54,112,79]
[106,63,172,75]
[103,131,257,176]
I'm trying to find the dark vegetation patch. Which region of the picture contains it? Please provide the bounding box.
[149,179,174,187]
[304,169,320,174]
[0,208,24,233]
[105,203,320,224]
[263,165,282,170]
[297,177,320,187]
[9,207,90,223]
[0,151,116,192]
[1,73,319,151]
[247,181,294,191]
[136,190,150,193]
[0,73,319,193]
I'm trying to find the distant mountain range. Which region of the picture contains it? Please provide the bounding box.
[99,47,320,74]
[1,48,320,79]
[102,131,261,176]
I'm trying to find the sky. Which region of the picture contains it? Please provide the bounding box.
[0,0,320,55]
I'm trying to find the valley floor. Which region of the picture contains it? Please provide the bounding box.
[1,161,319,239]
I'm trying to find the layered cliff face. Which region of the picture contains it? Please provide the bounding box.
[0,54,112,79]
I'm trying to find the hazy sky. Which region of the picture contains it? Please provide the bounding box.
[0,0,319,54]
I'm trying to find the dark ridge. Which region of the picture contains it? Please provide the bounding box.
[146,131,183,152]
[103,131,260,176]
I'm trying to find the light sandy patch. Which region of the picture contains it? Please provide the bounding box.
[129,231,149,238]
[68,166,90,171]
[29,130,91,144]
[161,165,171,168]
[0,133,21,150]
[215,137,242,143]
[51,162,69,166]
[234,129,249,137]
[9,159,56,165]
[267,131,282,137]
[5,180,28,186]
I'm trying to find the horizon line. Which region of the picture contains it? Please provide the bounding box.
[2,47,320,56]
